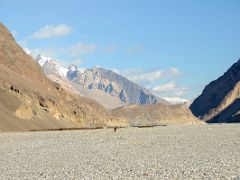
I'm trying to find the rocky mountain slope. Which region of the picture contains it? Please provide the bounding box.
[0,22,203,131]
[0,22,127,131]
[48,74,126,109]
[74,67,169,105]
[190,59,240,123]
[36,54,69,77]
[110,104,202,126]
[35,55,169,108]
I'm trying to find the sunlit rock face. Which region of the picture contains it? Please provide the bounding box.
[190,59,240,123]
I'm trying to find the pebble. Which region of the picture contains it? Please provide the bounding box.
[0,124,239,179]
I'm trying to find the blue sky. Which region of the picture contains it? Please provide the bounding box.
[1,0,240,102]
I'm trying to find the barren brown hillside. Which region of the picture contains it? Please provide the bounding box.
[110,104,202,126]
[0,23,127,131]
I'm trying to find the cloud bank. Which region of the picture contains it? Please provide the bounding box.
[31,43,96,58]
[112,68,188,104]
[29,24,73,39]
[120,68,182,85]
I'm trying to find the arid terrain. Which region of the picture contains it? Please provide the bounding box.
[0,22,202,131]
[0,124,239,179]
[110,104,202,126]
[0,22,119,131]
[190,59,240,123]
[1,1,240,180]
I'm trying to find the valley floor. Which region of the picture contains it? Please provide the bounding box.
[0,124,239,179]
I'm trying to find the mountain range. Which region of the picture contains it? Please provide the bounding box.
[33,53,170,109]
[0,22,203,131]
[190,59,240,123]
[0,22,129,131]
[14,21,240,132]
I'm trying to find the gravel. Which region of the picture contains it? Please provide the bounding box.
[0,124,240,179]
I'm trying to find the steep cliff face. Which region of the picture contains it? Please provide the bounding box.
[75,68,128,103]
[71,67,169,106]
[0,22,125,131]
[47,74,127,109]
[190,59,240,123]
[34,54,170,108]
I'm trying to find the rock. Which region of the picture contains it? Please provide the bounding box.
[0,22,122,131]
[190,59,240,123]
[110,104,202,126]
[69,67,170,106]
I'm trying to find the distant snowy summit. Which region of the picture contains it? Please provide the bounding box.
[23,49,174,107]
[23,48,32,56]
[35,54,68,77]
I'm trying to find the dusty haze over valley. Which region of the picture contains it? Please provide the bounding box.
[1,0,240,179]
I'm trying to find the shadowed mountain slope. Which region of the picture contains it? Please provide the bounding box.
[76,67,169,105]
[190,59,240,123]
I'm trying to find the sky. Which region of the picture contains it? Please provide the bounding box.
[1,0,240,102]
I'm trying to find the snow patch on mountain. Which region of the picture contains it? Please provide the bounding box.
[35,54,68,77]
[23,48,32,56]
[36,54,52,66]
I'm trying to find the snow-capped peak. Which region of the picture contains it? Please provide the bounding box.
[36,54,53,66]
[35,54,68,77]
[23,48,32,56]
[68,65,78,72]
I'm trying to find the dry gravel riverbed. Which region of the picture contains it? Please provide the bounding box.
[0,124,240,179]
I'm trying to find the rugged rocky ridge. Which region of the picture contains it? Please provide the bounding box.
[48,74,127,109]
[35,55,169,108]
[110,104,202,126]
[36,54,69,77]
[0,22,127,131]
[190,59,240,123]
[70,67,128,103]
[74,67,169,105]
[34,56,127,109]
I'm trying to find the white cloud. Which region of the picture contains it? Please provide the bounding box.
[28,24,73,40]
[127,44,144,54]
[162,97,189,105]
[121,68,182,84]
[152,81,188,97]
[30,43,96,58]
[31,47,61,57]
[94,65,101,68]
[152,81,176,93]
[110,67,188,102]
[20,24,73,46]
[168,67,181,76]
